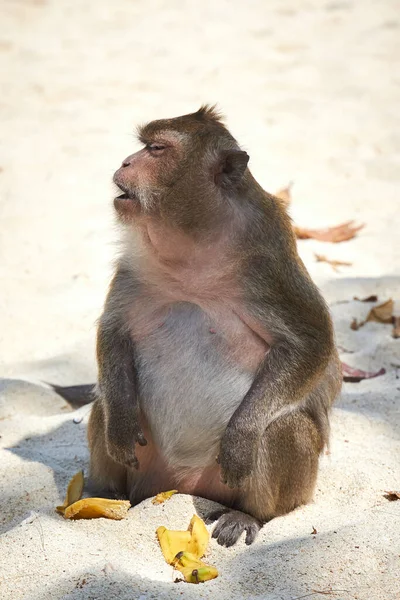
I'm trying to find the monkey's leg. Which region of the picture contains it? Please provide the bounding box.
[87,398,128,497]
[212,410,323,547]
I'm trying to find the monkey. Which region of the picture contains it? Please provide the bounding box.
[83,105,342,547]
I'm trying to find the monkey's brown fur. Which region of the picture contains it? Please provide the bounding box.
[87,106,342,546]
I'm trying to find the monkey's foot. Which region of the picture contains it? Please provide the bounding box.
[209,509,262,547]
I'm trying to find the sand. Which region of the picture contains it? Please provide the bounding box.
[0,0,399,598]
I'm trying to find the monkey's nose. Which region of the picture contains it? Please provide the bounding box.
[121,154,135,167]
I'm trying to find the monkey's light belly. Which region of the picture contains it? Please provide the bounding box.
[135,302,256,469]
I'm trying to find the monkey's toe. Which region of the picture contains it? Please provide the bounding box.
[211,510,262,547]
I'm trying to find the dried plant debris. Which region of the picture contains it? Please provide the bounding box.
[152,490,178,505]
[56,471,84,514]
[384,491,400,501]
[392,316,400,339]
[365,299,394,324]
[157,515,218,584]
[311,527,318,535]
[275,182,293,207]
[354,295,378,302]
[293,220,364,243]
[342,362,386,383]
[314,254,352,272]
[350,318,361,331]
[56,471,130,520]
[63,498,131,520]
[350,298,399,332]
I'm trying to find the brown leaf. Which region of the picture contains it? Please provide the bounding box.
[392,316,400,339]
[275,182,293,206]
[311,526,317,535]
[342,362,386,383]
[384,491,400,501]
[354,295,378,302]
[350,318,362,331]
[314,253,352,272]
[365,298,394,324]
[294,220,364,243]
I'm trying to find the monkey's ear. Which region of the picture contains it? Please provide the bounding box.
[214,150,249,189]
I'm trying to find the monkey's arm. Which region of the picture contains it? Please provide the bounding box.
[97,267,147,469]
[219,255,335,488]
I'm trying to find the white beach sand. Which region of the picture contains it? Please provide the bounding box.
[0,1,399,598]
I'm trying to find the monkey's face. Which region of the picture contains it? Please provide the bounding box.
[113,106,249,231]
[113,130,186,221]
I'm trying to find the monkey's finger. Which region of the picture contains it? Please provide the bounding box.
[244,521,262,545]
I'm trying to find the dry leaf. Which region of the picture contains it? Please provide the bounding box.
[314,254,352,272]
[384,491,400,501]
[392,316,400,339]
[365,299,394,324]
[152,490,178,505]
[342,362,386,383]
[354,295,378,302]
[172,551,218,584]
[63,498,131,520]
[294,220,364,243]
[56,471,84,514]
[350,318,361,331]
[275,182,293,206]
[350,299,395,331]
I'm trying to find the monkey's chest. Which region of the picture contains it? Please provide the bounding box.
[131,301,266,468]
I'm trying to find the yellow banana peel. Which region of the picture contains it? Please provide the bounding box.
[152,490,178,504]
[156,515,218,583]
[156,526,192,563]
[172,551,219,584]
[56,470,84,514]
[63,497,131,520]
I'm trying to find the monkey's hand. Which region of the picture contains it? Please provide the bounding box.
[105,414,147,470]
[218,423,258,489]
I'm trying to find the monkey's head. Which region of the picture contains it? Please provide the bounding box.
[113,105,250,232]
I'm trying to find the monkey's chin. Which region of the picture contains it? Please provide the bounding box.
[114,193,140,221]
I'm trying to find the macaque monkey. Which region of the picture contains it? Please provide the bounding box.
[86,106,341,546]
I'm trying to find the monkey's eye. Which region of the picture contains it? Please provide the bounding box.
[147,143,166,154]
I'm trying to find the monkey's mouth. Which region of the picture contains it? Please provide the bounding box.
[114,184,136,201]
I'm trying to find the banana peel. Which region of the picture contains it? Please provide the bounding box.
[156,515,218,583]
[172,551,218,584]
[156,526,192,563]
[187,514,209,557]
[64,497,131,520]
[152,490,178,505]
[56,470,84,514]
[56,471,131,520]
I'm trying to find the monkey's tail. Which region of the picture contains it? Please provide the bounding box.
[45,382,96,408]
